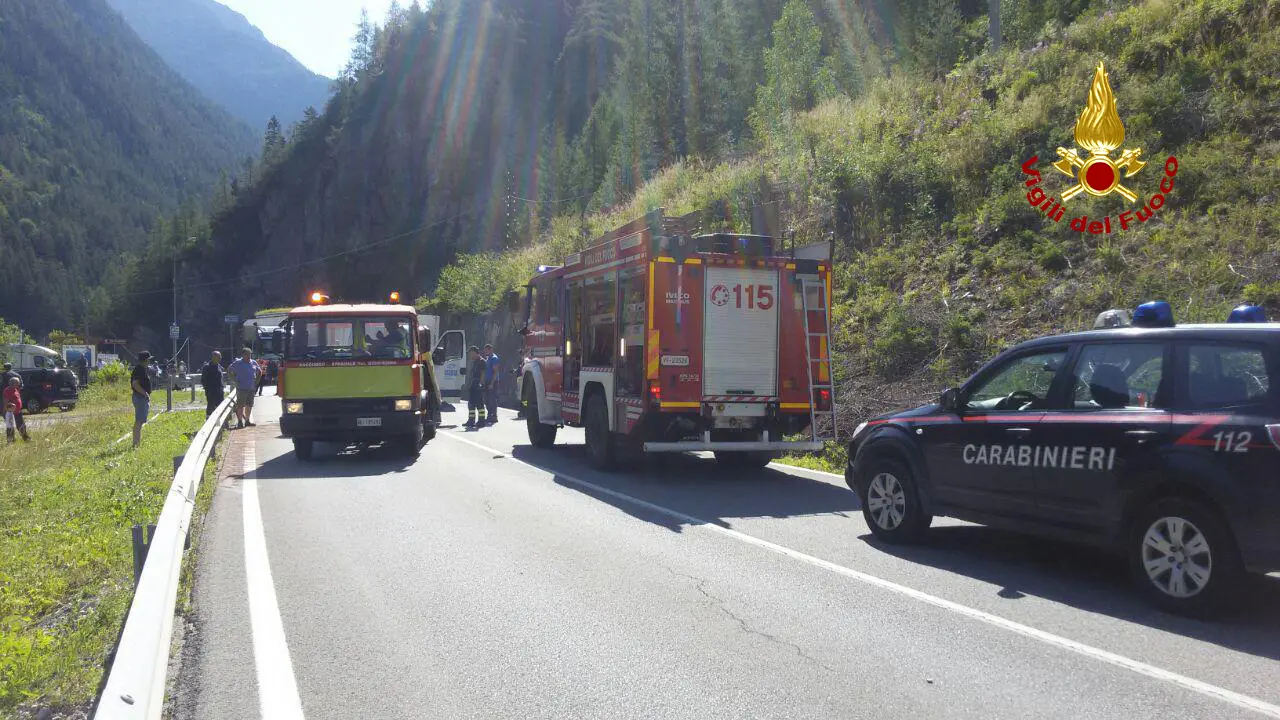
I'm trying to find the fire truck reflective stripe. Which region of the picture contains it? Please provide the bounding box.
[661,401,701,409]
[704,396,777,403]
[786,263,796,270]
[780,402,811,410]
[647,335,660,380]
[685,258,702,265]
[657,257,677,263]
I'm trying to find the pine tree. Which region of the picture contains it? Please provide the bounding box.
[749,0,827,143]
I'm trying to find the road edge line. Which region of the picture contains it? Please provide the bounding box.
[242,443,306,720]
[439,430,1280,720]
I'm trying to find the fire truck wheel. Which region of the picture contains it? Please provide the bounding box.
[584,393,615,470]
[524,381,557,448]
[292,439,314,462]
[402,423,424,457]
[713,451,774,470]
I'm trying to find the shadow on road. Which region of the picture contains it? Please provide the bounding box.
[508,443,860,533]
[253,441,417,480]
[863,525,1280,661]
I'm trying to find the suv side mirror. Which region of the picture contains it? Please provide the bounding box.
[431,348,445,366]
[940,387,959,412]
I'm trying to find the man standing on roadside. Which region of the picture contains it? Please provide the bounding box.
[130,351,153,449]
[227,347,260,428]
[2,363,20,390]
[464,346,486,428]
[483,343,501,425]
[200,351,225,418]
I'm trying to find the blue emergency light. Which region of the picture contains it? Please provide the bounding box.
[1227,303,1267,323]
[1132,301,1174,328]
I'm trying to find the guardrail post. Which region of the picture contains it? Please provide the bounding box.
[130,526,145,585]
[131,524,156,586]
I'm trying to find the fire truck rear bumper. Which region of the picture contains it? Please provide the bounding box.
[642,440,825,453]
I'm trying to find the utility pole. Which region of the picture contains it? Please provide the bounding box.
[168,251,176,412]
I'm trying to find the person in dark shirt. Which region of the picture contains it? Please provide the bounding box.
[2,363,21,390]
[200,351,225,417]
[131,351,153,449]
[464,346,487,428]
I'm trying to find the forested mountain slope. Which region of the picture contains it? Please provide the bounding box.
[106,0,331,127]
[0,0,257,335]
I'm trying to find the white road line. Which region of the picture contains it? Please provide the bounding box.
[241,444,307,720]
[440,430,1280,719]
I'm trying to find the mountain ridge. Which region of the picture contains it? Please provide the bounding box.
[106,0,332,128]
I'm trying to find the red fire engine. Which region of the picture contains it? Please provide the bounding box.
[517,209,836,470]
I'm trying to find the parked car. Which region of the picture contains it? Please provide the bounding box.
[19,367,79,413]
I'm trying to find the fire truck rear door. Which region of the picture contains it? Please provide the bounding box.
[703,266,779,399]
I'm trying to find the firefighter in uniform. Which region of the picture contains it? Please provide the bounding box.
[464,346,487,428]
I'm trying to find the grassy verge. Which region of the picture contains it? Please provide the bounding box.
[0,408,205,716]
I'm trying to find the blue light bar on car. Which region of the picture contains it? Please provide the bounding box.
[1227,304,1267,323]
[1132,301,1174,328]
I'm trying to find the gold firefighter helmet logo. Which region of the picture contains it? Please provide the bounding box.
[1052,62,1147,203]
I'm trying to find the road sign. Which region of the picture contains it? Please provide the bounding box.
[169,324,180,340]
[224,314,240,324]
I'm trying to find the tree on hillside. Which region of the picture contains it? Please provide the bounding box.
[263,115,285,160]
[749,0,833,143]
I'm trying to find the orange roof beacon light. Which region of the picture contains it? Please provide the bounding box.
[309,291,330,305]
[389,291,401,303]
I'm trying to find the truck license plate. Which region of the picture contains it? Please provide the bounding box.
[356,417,382,428]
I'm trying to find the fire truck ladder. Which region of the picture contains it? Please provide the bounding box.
[800,276,837,442]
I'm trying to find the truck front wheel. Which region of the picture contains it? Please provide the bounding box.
[293,439,314,462]
[524,380,557,449]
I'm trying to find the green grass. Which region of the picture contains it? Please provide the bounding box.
[0,408,206,715]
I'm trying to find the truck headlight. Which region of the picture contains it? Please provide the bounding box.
[285,402,304,414]
[394,399,413,411]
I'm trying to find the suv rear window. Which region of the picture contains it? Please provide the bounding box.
[1070,343,1166,409]
[1185,345,1271,408]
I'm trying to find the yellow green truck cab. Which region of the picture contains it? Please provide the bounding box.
[278,303,441,460]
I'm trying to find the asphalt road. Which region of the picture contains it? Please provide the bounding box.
[173,395,1280,719]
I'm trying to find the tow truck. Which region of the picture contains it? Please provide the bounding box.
[278,292,442,460]
[517,209,837,470]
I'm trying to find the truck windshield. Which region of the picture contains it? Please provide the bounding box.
[287,317,413,360]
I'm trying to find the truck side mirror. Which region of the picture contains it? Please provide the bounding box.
[432,348,445,366]
[419,328,432,352]
[940,387,959,413]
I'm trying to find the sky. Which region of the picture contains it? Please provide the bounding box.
[216,0,394,78]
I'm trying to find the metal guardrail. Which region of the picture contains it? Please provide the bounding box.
[94,396,234,720]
